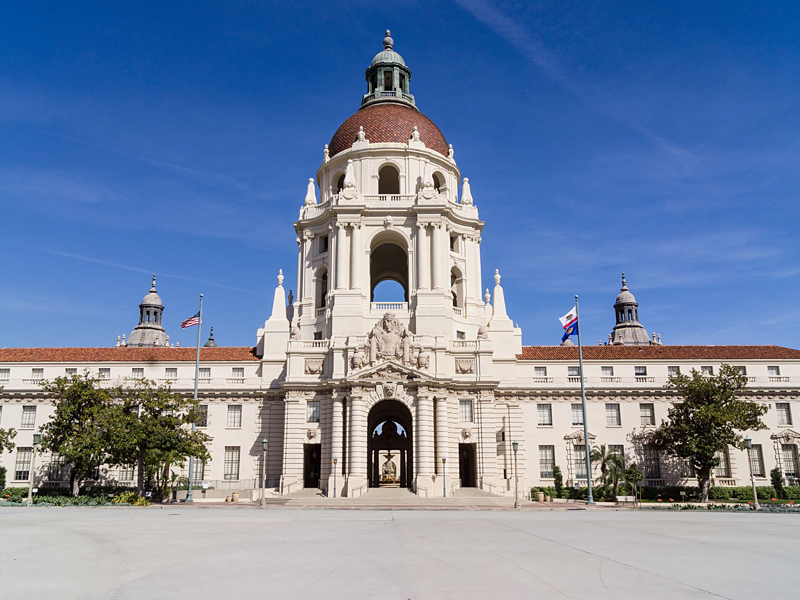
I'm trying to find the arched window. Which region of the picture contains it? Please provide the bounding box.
[378,165,400,195]
[336,174,345,193]
[451,267,464,312]
[370,233,408,302]
[433,172,444,194]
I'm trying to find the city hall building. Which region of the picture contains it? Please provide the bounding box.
[2,32,799,499]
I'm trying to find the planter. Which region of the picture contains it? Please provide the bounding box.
[536,491,545,503]
[545,494,551,502]
[231,492,240,503]
[225,495,231,503]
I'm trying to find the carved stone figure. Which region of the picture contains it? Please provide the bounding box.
[381,452,398,484]
[368,313,410,365]
[382,382,396,398]
[417,351,431,370]
[351,348,365,370]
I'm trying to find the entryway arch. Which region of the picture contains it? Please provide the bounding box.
[367,399,413,489]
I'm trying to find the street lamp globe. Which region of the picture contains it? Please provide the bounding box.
[262,438,269,452]
[512,440,519,453]
[33,433,41,446]
[744,436,752,450]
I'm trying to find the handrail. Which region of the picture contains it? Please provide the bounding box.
[415,485,428,497]
[451,479,462,495]
[282,479,303,495]
[481,480,500,495]
[351,483,368,498]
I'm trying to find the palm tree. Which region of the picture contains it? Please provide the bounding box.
[591,444,625,499]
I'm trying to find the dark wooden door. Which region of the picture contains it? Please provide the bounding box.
[304,444,321,488]
[459,443,476,487]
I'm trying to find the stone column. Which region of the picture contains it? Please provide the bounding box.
[474,235,483,304]
[431,222,444,290]
[335,222,349,290]
[328,394,345,496]
[416,222,429,291]
[415,391,435,490]
[347,391,368,495]
[349,223,361,290]
[476,393,498,491]
[435,396,449,477]
[280,392,305,495]
[302,233,313,302]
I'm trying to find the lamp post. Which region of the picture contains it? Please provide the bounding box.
[260,438,268,509]
[26,432,41,507]
[512,440,520,509]
[333,457,338,498]
[744,436,760,510]
[442,457,447,498]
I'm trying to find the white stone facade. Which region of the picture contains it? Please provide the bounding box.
[2,35,800,498]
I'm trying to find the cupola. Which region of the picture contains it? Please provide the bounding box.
[127,275,169,347]
[610,273,652,346]
[362,30,415,109]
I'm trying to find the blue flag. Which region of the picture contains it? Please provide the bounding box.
[561,321,578,342]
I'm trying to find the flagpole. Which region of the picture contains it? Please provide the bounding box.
[185,293,203,503]
[575,295,595,506]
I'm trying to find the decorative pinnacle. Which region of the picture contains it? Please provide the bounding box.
[383,30,393,50]
[277,269,284,286]
[621,272,628,291]
[485,288,491,304]
[150,275,157,292]
[494,269,501,286]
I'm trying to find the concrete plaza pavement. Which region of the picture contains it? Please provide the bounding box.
[1,506,798,599]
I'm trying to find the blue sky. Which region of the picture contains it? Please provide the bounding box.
[2,1,798,349]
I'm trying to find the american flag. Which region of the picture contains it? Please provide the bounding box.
[181,311,200,329]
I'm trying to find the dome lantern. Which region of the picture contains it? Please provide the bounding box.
[362,30,415,109]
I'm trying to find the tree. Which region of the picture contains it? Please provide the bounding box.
[0,427,17,454]
[650,364,768,502]
[105,379,210,497]
[40,374,115,496]
[553,465,564,498]
[771,467,785,499]
[591,444,625,500]
[624,463,643,502]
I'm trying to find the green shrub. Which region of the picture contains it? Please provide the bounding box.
[32,495,109,506]
[0,466,6,489]
[708,487,732,500]
[531,486,557,499]
[133,496,150,507]
[640,486,700,501]
[2,487,29,502]
[784,486,800,499]
[112,490,138,504]
[771,467,785,499]
[553,466,564,498]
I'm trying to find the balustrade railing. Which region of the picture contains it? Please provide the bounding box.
[452,306,464,316]
[371,302,408,312]
[452,340,477,349]
[362,194,415,202]
[303,340,328,349]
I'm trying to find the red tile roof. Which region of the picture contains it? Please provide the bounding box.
[329,103,448,157]
[0,347,260,363]
[517,345,800,361]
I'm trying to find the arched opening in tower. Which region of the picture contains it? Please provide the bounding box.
[370,239,408,302]
[378,164,400,195]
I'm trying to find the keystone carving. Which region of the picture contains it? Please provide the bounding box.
[304,358,324,374]
[455,358,475,374]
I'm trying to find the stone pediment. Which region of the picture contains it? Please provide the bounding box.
[563,430,596,444]
[770,429,800,443]
[348,360,431,382]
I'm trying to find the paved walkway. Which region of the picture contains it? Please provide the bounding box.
[1,506,798,599]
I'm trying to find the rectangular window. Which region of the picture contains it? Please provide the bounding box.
[634,366,647,377]
[132,367,144,378]
[232,367,245,380]
[776,403,793,426]
[0,368,9,381]
[701,366,713,375]
[199,367,211,381]
[227,405,242,428]
[21,405,36,429]
[459,399,474,423]
[99,368,111,380]
[47,453,67,481]
[192,460,206,482]
[224,446,240,480]
[307,400,320,423]
[32,368,44,380]
[643,445,661,479]
[781,444,798,477]
[534,366,547,377]
[609,445,625,465]
[65,368,77,376]
[601,366,614,377]
[319,234,329,253]
[680,459,696,478]
[736,366,747,375]
[456,330,466,340]
[118,465,135,481]
[568,366,580,377]
[640,403,655,426]
[571,403,583,426]
[574,445,587,479]
[605,403,621,426]
[715,449,731,478]
[197,405,208,428]
[748,444,765,478]
[313,331,323,340]
[15,447,33,481]
[768,366,780,376]
[537,403,552,426]
[165,368,177,380]
[539,445,555,478]
[668,366,681,376]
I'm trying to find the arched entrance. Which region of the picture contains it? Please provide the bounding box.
[367,399,413,489]
[370,233,409,302]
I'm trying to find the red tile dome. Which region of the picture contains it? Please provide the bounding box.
[329,103,448,158]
